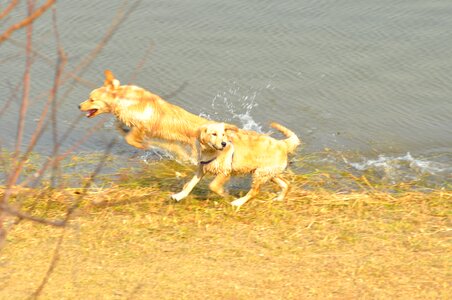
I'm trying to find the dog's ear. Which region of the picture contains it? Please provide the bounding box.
[197,125,208,144]
[224,124,239,132]
[104,70,120,89]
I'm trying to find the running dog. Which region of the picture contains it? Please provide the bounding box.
[79,70,214,162]
[171,122,301,209]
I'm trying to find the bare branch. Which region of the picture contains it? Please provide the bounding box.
[17,117,108,188]
[29,224,65,299]
[13,0,35,161]
[0,0,19,20]
[0,203,65,227]
[43,0,142,156]
[0,0,56,44]
[7,60,67,188]
[29,139,117,299]
[50,8,65,187]
[162,81,189,100]
[0,80,21,117]
[128,41,155,83]
[6,38,96,89]
[5,8,70,188]
[69,0,142,78]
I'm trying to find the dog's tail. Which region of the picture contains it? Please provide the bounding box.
[270,122,301,154]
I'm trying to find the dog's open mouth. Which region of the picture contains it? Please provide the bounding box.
[86,109,98,118]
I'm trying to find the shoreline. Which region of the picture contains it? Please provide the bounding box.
[2,149,451,191]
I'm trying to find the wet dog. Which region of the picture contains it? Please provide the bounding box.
[171,122,301,209]
[79,70,215,162]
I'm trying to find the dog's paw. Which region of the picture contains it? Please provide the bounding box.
[213,189,228,197]
[230,198,247,210]
[171,193,185,202]
[272,195,285,202]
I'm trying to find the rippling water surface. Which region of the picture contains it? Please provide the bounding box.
[1,0,451,185]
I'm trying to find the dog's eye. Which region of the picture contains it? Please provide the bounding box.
[89,99,94,102]
[212,133,217,136]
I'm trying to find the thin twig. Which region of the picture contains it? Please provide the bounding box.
[162,81,188,100]
[13,0,35,161]
[29,139,116,299]
[42,0,142,153]
[18,117,109,188]
[0,0,141,246]
[4,8,69,189]
[28,226,64,299]
[0,0,56,44]
[128,41,154,84]
[50,8,65,187]
[6,37,96,88]
[0,0,19,20]
[0,203,65,227]
[0,80,21,117]
[6,48,67,188]
[3,1,36,241]
[68,0,142,78]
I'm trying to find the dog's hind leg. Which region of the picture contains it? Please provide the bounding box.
[230,175,266,209]
[271,175,290,201]
[125,127,146,149]
[150,141,193,163]
[209,174,230,197]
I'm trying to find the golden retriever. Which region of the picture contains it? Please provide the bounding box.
[171,122,301,209]
[79,70,216,162]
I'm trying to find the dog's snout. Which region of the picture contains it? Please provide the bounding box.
[221,142,227,147]
[78,104,81,109]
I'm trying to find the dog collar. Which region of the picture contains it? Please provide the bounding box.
[200,144,234,165]
[200,157,216,165]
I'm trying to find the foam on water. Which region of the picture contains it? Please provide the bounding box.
[350,153,450,174]
[348,152,452,185]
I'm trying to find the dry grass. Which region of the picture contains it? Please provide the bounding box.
[0,161,451,299]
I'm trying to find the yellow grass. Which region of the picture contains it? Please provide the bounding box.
[1,161,451,299]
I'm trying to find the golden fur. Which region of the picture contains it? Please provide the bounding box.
[171,122,301,209]
[79,70,215,162]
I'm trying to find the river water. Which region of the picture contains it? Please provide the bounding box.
[1,0,451,186]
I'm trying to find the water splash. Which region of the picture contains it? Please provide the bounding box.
[207,81,263,132]
[140,147,175,164]
[130,81,268,164]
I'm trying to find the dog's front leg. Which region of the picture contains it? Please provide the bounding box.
[190,142,199,163]
[171,166,205,202]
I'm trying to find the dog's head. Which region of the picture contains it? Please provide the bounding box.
[198,123,238,151]
[78,70,121,118]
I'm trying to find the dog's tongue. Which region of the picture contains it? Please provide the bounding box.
[86,109,97,118]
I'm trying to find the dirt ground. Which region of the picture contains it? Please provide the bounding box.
[0,181,450,299]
